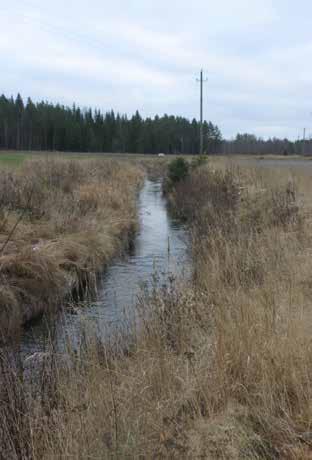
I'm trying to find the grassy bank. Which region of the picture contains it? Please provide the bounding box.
[2,160,312,458]
[0,157,144,339]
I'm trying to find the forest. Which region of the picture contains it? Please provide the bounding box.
[0,94,222,154]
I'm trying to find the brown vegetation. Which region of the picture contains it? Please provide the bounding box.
[0,158,144,338]
[2,161,312,458]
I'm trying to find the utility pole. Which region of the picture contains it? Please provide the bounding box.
[197,69,207,155]
[303,127,306,156]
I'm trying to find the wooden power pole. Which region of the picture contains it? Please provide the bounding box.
[197,70,207,155]
[303,127,306,155]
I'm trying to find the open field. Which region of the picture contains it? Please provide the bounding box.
[0,157,144,339]
[2,149,312,174]
[2,150,312,177]
[2,157,312,458]
[0,151,176,178]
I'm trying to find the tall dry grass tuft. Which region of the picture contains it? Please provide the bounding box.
[167,164,312,457]
[0,158,144,338]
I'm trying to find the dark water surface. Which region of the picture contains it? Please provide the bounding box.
[20,179,190,356]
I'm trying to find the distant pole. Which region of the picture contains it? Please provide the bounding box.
[197,70,207,155]
[200,70,203,155]
[303,128,306,155]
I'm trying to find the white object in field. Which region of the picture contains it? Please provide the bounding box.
[158,153,165,157]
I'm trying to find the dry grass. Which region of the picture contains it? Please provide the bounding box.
[0,158,144,339]
[166,164,312,458]
[3,161,312,458]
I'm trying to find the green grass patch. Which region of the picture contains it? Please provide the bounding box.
[0,152,31,167]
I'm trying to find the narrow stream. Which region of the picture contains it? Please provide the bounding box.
[20,179,190,356]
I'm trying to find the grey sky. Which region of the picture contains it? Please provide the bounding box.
[1,0,312,139]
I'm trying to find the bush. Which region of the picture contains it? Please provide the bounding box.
[191,155,208,170]
[167,158,189,184]
[169,167,240,225]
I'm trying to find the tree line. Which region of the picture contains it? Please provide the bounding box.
[1,94,308,155]
[0,94,222,154]
[222,133,311,156]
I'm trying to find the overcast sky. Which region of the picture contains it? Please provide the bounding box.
[1,0,312,139]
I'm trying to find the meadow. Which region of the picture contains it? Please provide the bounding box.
[1,153,312,458]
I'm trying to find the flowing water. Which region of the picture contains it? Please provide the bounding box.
[20,179,190,356]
